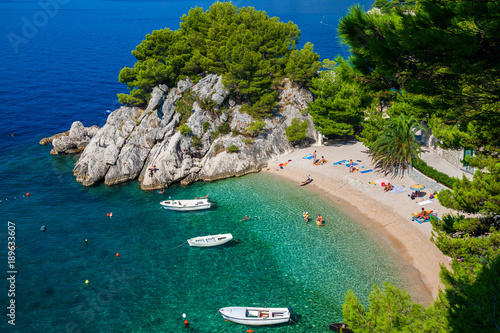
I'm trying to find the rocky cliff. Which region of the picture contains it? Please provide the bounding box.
[45,74,317,190]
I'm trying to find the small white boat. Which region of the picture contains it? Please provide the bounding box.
[187,233,233,247]
[219,306,291,326]
[159,198,211,211]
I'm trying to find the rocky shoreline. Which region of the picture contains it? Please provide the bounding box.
[41,75,318,190]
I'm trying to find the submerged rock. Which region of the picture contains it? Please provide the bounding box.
[49,74,317,189]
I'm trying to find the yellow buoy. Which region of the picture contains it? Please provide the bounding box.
[85,280,89,285]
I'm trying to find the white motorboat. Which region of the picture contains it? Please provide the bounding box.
[159,198,211,211]
[187,233,233,247]
[219,306,291,326]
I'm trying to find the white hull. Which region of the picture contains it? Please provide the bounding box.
[160,199,211,211]
[187,234,233,247]
[219,307,290,326]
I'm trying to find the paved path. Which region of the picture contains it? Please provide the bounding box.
[420,147,473,180]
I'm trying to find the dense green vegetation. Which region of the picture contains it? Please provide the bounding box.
[118,1,321,118]
[372,0,416,13]
[303,0,500,331]
[285,117,309,143]
[343,282,449,332]
[308,57,369,138]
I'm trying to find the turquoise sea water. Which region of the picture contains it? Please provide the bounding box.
[0,0,420,332]
[1,144,415,332]
[2,143,411,332]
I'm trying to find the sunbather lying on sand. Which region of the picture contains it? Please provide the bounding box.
[413,207,430,220]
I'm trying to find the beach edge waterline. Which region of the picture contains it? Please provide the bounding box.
[264,143,452,304]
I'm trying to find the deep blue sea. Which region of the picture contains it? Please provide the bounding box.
[0,1,424,332]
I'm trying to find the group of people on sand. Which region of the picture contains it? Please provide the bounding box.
[414,207,430,221]
[312,150,327,166]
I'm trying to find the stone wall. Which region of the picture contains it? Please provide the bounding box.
[416,124,473,174]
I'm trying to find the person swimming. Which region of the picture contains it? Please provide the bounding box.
[303,212,309,223]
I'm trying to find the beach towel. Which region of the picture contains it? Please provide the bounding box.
[314,159,329,166]
[412,212,439,224]
[374,179,389,186]
[360,169,373,173]
[333,160,346,165]
[303,154,313,160]
[345,163,358,167]
[390,185,406,194]
[418,199,433,206]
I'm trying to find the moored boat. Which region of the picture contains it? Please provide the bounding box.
[219,306,291,326]
[187,233,233,247]
[160,198,211,211]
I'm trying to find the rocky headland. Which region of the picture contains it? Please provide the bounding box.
[41,74,318,190]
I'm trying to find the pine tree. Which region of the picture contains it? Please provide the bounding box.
[308,57,369,138]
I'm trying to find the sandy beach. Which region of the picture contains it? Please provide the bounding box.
[265,141,453,303]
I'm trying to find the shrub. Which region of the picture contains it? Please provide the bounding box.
[198,97,218,111]
[203,121,211,133]
[179,123,191,135]
[217,122,231,135]
[192,135,202,148]
[227,145,239,153]
[286,118,309,142]
[175,91,195,124]
[248,120,266,137]
[242,138,254,145]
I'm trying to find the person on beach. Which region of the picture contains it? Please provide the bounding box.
[312,150,317,165]
[384,182,393,192]
[416,208,429,220]
[349,159,354,173]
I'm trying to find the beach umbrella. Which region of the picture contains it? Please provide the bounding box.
[410,184,425,191]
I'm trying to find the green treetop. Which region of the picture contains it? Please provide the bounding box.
[308,57,370,139]
[118,1,321,118]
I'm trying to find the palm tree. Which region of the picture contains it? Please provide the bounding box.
[370,114,425,174]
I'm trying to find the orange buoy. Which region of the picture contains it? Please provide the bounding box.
[116,253,120,258]
[247,330,255,333]
[107,213,110,217]
[184,320,189,325]
[26,193,30,196]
